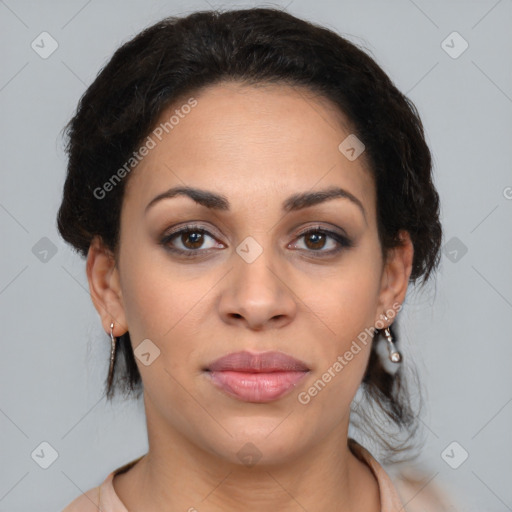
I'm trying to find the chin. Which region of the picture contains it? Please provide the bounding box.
[198,418,311,468]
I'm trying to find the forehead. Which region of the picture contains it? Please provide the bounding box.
[123,81,376,219]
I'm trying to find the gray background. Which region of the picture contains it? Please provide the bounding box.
[1,0,511,510]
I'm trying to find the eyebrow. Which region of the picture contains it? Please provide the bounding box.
[144,185,366,221]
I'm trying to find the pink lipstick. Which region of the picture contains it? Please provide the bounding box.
[204,350,310,403]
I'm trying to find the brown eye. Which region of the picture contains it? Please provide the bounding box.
[303,231,327,250]
[180,230,206,249]
[290,227,354,256]
[161,225,223,257]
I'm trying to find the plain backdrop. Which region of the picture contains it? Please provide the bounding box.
[0,0,511,510]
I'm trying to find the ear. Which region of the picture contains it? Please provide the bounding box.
[86,236,128,337]
[374,230,414,325]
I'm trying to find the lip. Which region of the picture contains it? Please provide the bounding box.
[205,350,310,372]
[204,350,310,403]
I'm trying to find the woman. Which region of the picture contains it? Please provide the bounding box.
[59,7,450,511]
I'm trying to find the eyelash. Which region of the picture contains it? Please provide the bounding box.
[160,224,354,258]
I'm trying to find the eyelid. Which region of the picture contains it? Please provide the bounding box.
[162,222,348,242]
[161,223,224,246]
[289,225,354,251]
[162,221,223,240]
[293,222,349,238]
[160,221,353,256]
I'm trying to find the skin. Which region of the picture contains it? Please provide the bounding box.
[87,81,413,512]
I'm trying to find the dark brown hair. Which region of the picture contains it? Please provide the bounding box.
[57,7,442,463]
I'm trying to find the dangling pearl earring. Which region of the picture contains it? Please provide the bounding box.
[382,314,402,363]
[108,321,117,389]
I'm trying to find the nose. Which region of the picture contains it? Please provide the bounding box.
[217,245,297,331]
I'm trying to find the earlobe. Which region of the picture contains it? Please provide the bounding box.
[86,236,128,335]
[375,230,414,323]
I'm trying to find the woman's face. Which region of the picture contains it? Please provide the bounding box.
[88,81,412,466]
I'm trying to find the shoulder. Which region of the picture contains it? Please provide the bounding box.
[390,468,460,512]
[61,456,144,512]
[61,485,101,512]
[348,438,460,511]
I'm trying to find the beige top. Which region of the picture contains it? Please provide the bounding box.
[61,439,447,511]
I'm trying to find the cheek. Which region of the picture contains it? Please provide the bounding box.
[121,269,194,341]
[117,245,173,344]
[307,252,382,339]
[298,247,382,390]
[118,245,217,363]
[298,278,379,418]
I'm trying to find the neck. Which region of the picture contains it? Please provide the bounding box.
[113,398,380,512]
